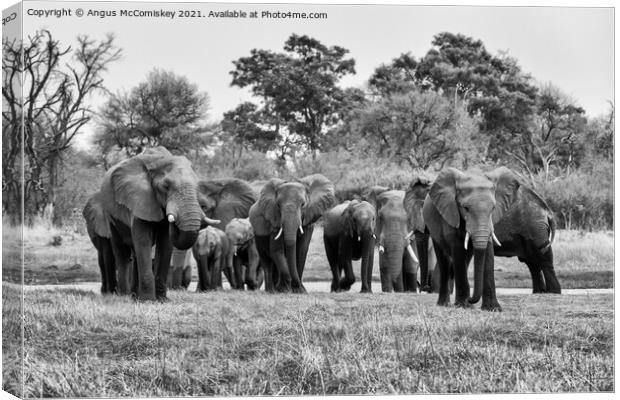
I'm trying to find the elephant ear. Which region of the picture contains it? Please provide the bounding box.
[362,185,389,209]
[429,168,462,228]
[486,166,521,224]
[242,219,255,242]
[299,174,336,226]
[110,155,164,222]
[404,176,433,232]
[82,191,111,238]
[256,178,284,230]
[341,201,358,238]
[198,179,257,228]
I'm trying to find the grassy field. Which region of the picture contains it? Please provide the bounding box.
[1,283,613,396]
[3,222,614,289]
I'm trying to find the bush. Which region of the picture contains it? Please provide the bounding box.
[533,162,613,230]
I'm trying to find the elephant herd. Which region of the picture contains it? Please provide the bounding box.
[83,147,561,311]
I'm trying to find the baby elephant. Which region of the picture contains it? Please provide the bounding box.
[225,218,263,290]
[192,226,232,291]
[323,200,376,292]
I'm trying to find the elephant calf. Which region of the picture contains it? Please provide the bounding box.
[323,200,376,292]
[225,218,263,290]
[192,226,232,291]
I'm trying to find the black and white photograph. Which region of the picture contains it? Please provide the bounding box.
[1,0,615,397]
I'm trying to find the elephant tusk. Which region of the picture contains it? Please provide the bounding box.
[405,231,414,240]
[406,244,418,263]
[378,245,385,254]
[274,226,283,240]
[167,214,175,223]
[372,234,376,240]
[203,216,221,225]
[464,231,470,250]
[299,225,304,235]
[358,235,361,242]
[492,232,502,247]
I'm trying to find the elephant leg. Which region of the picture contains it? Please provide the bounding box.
[109,228,132,295]
[324,234,341,292]
[254,235,274,292]
[481,241,502,312]
[169,248,187,289]
[402,251,417,292]
[523,258,546,293]
[96,244,107,294]
[432,239,451,306]
[379,253,393,292]
[232,256,244,290]
[338,237,355,291]
[130,219,156,301]
[244,243,261,290]
[540,248,561,294]
[453,248,472,307]
[195,255,208,292]
[270,235,291,292]
[153,222,172,301]
[295,225,314,290]
[182,265,191,289]
[255,264,264,289]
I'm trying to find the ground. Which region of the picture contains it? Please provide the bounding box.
[1,222,615,396]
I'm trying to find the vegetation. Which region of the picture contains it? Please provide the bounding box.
[2,283,612,397]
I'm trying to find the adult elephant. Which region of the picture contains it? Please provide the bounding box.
[249,174,336,293]
[83,191,116,294]
[192,226,231,291]
[405,172,560,294]
[323,200,376,293]
[423,167,521,311]
[100,147,220,301]
[167,178,257,289]
[373,189,418,292]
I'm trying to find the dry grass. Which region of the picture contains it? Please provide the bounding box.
[1,282,613,396]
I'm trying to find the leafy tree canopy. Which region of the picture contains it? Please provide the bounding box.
[230,34,356,156]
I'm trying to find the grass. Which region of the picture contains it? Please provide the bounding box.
[1,282,613,396]
[2,222,614,290]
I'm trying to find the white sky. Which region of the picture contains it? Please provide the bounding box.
[13,0,616,147]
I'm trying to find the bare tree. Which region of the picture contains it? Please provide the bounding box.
[2,30,121,225]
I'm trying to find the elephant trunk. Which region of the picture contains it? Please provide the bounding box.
[385,232,405,289]
[469,229,491,304]
[166,185,203,250]
[281,207,301,287]
[170,224,199,250]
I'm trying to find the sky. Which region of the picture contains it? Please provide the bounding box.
[13,0,615,147]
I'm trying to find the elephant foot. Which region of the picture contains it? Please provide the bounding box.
[437,296,450,307]
[481,300,502,312]
[292,285,307,294]
[156,295,169,303]
[360,288,372,294]
[454,299,473,309]
[421,285,432,293]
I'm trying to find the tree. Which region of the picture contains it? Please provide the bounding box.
[344,89,483,170]
[405,32,539,161]
[230,34,356,159]
[506,84,587,179]
[2,30,121,225]
[218,102,279,168]
[96,69,211,159]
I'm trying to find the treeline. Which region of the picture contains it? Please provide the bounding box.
[2,32,613,230]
